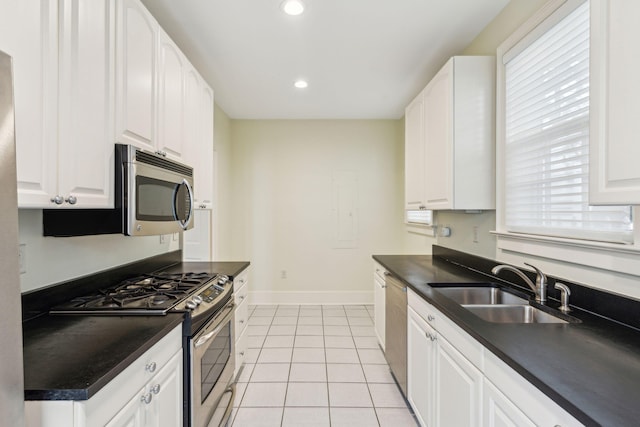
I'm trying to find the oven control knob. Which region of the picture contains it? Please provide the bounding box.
[186,300,198,310]
[218,275,229,285]
[192,295,203,304]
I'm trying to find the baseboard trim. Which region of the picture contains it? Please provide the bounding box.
[248,290,374,305]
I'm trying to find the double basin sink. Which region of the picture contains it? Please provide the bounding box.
[433,285,575,324]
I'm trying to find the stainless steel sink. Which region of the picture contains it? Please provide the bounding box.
[436,287,528,305]
[463,305,568,324]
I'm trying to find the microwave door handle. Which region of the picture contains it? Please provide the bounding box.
[179,178,194,230]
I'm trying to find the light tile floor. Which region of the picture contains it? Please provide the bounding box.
[227,304,418,427]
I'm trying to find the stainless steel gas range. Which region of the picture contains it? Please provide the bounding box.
[50,271,236,427]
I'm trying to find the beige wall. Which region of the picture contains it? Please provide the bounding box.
[213,103,233,261]
[18,210,179,293]
[229,120,406,304]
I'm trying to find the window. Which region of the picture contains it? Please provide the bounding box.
[405,209,433,226]
[501,0,633,244]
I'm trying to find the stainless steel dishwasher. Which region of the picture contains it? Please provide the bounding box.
[385,273,407,396]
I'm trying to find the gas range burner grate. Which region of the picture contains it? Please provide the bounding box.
[50,272,218,314]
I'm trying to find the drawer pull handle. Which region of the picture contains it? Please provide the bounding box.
[151,384,161,395]
[145,362,157,373]
[240,351,245,356]
[141,392,152,404]
[427,315,435,322]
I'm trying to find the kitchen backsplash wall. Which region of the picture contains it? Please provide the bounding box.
[18,209,179,293]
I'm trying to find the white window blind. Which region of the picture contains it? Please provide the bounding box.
[406,210,433,226]
[504,1,633,244]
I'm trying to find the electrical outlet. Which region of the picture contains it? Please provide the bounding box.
[18,243,26,274]
[281,270,287,279]
[473,226,479,243]
[172,233,179,241]
[160,235,166,244]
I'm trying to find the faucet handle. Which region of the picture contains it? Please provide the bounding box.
[524,262,547,285]
[554,282,571,312]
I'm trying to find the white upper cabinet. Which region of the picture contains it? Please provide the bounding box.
[423,56,495,210]
[405,91,427,210]
[589,0,640,204]
[57,0,116,208]
[157,29,185,161]
[115,0,158,153]
[0,0,58,207]
[0,0,114,208]
[182,64,215,207]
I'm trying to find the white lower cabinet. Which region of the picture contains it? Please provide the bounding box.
[407,307,435,427]
[407,289,582,427]
[373,262,386,349]
[25,325,182,427]
[483,378,535,427]
[435,333,482,426]
[233,268,250,379]
[407,303,481,427]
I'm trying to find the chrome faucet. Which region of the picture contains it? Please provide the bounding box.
[491,263,548,303]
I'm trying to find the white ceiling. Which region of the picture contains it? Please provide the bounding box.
[141,0,509,119]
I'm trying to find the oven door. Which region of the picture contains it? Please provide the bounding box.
[190,301,235,427]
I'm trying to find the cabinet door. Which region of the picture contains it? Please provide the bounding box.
[105,387,145,427]
[435,333,482,427]
[157,30,185,161]
[405,92,426,210]
[57,0,115,208]
[182,67,214,206]
[115,0,157,152]
[0,0,58,207]
[407,307,435,427]
[146,350,182,427]
[373,273,386,350]
[424,62,453,210]
[483,379,535,427]
[589,0,640,204]
[198,83,215,205]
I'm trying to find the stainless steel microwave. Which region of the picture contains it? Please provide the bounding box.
[43,144,195,237]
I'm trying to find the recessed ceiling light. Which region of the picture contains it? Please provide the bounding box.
[281,0,305,16]
[294,79,308,89]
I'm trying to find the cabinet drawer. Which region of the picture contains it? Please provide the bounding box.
[408,288,438,329]
[234,269,249,292]
[78,324,182,426]
[235,297,249,339]
[234,278,249,307]
[373,262,388,282]
[408,289,483,370]
[234,324,248,379]
[484,351,583,427]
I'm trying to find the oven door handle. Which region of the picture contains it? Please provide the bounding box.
[194,302,235,348]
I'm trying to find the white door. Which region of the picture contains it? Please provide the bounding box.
[435,333,482,427]
[404,92,425,210]
[589,0,640,204]
[424,61,453,210]
[157,30,184,161]
[58,0,115,208]
[146,351,182,427]
[483,379,535,427]
[407,307,436,427]
[115,0,157,152]
[374,273,386,349]
[0,0,58,207]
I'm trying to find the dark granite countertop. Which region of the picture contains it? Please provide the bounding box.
[23,313,184,401]
[373,253,640,427]
[22,255,250,401]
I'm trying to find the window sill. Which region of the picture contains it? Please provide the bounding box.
[492,230,640,278]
